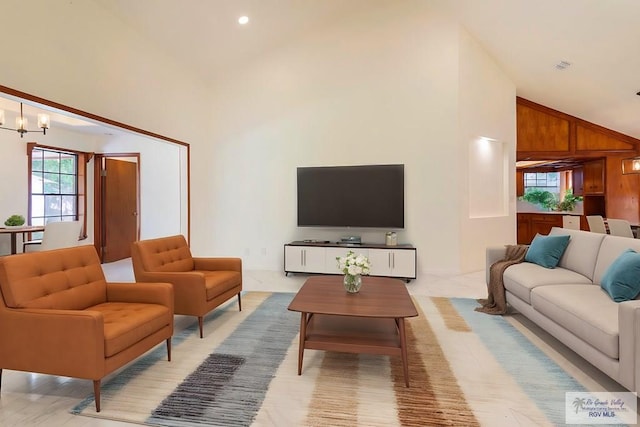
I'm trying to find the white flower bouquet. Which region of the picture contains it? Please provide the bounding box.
[336,251,371,276]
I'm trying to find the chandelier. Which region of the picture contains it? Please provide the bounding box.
[0,102,50,138]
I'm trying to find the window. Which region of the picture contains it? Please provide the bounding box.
[27,144,88,240]
[523,170,577,198]
[523,172,560,195]
[30,148,78,226]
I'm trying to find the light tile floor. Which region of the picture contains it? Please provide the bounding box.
[0,259,635,426]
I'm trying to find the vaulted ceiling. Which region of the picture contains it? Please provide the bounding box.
[433,0,640,140]
[92,0,640,140]
[6,1,640,142]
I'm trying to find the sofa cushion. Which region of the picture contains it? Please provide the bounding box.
[135,235,195,273]
[593,234,640,286]
[525,233,570,268]
[504,262,592,304]
[549,227,606,281]
[202,271,242,300]
[88,302,171,358]
[600,249,640,302]
[530,285,619,359]
[0,245,107,309]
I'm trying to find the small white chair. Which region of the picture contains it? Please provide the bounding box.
[586,215,607,234]
[23,221,82,252]
[562,215,580,230]
[606,218,635,238]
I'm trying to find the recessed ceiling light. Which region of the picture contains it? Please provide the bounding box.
[238,16,249,25]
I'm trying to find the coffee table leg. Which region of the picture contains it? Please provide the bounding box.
[398,318,409,387]
[298,312,307,375]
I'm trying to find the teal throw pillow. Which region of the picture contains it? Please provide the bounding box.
[524,233,570,268]
[601,249,640,302]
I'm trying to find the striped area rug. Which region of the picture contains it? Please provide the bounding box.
[71,292,597,426]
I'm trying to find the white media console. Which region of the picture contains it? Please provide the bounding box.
[284,241,417,281]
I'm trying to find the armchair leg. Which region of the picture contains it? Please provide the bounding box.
[198,316,204,338]
[93,380,101,412]
[166,338,172,361]
[237,293,242,311]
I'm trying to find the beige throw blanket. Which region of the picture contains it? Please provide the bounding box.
[475,244,528,315]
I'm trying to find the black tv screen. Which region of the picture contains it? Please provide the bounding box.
[297,164,404,228]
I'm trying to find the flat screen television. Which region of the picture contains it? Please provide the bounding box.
[297,164,404,228]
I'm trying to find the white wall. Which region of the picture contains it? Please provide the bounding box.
[0,0,211,243]
[457,28,517,272]
[0,1,516,274]
[206,2,516,274]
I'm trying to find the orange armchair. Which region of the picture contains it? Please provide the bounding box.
[0,245,174,412]
[131,235,242,338]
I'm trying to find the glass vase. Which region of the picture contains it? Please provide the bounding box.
[343,274,362,293]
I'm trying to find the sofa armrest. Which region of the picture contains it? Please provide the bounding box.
[618,300,640,392]
[193,257,242,272]
[106,282,174,310]
[486,246,508,285]
[0,308,105,378]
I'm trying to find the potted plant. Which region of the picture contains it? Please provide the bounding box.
[555,189,582,212]
[520,189,558,210]
[519,188,582,212]
[4,214,26,228]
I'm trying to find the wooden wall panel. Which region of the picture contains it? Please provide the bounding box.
[516,170,524,197]
[516,97,640,231]
[605,154,640,223]
[572,167,584,195]
[576,125,636,152]
[517,104,570,152]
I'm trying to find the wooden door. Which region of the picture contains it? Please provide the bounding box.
[517,214,531,244]
[583,159,605,194]
[103,158,138,262]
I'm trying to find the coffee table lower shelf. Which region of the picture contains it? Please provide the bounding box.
[297,313,410,387]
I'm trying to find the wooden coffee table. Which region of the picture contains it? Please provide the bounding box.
[287,275,418,386]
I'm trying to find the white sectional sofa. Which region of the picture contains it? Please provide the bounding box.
[486,227,640,392]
